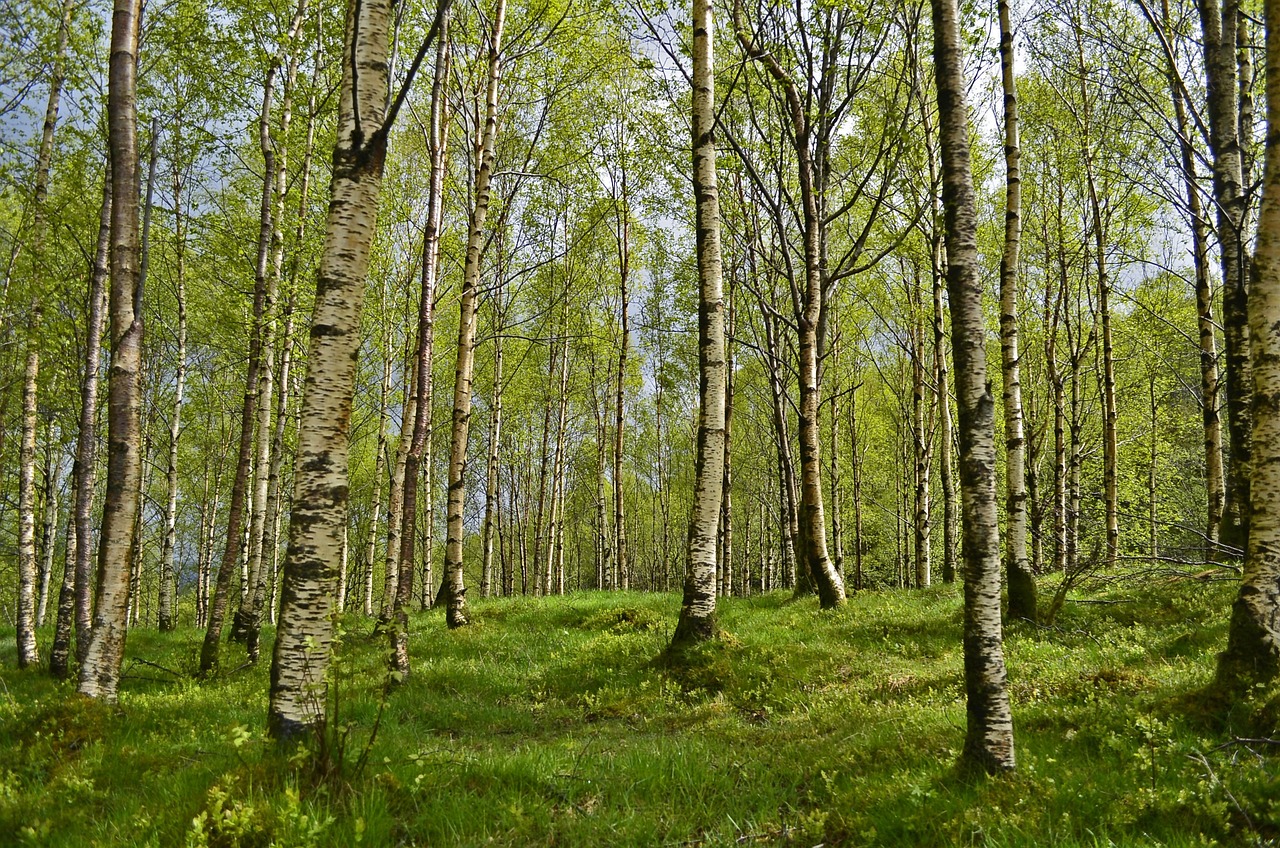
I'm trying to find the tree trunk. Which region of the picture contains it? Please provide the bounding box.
[268,0,402,738]
[16,347,40,667]
[671,0,726,649]
[933,249,957,584]
[1149,0,1226,554]
[36,442,61,628]
[931,0,1015,772]
[551,336,570,595]
[850,384,865,592]
[998,0,1035,619]
[911,276,934,589]
[1215,0,1280,693]
[235,0,308,661]
[439,0,505,629]
[394,19,450,672]
[78,0,144,702]
[719,284,735,597]
[364,352,391,615]
[734,0,843,608]
[614,175,631,593]
[158,150,188,633]
[481,295,503,598]
[36,0,78,675]
[1200,0,1252,555]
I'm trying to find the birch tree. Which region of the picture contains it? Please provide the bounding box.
[929,0,1016,771]
[671,0,726,648]
[269,0,450,737]
[1215,0,1280,694]
[78,0,145,702]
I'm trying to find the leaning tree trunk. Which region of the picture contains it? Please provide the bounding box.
[440,0,506,630]
[930,0,1016,772]
[998,0,1035,620]
[78,0,144,702]
[671,0,726,650]
[268,0,403,739]
[1215,0,1280,694]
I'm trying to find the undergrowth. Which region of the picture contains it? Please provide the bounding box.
[1,576,1277,846]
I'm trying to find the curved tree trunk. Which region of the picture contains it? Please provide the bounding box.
[78,0,144,702]
[930,0,1015,772]
[671,0,726,649]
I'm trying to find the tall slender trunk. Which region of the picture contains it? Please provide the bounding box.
[481,295,504,598]
[719,286,734,596]
[911,274,934,589]
[614,175,631,593]
[551,336,570,595]
[671,0,726,648]
[933,251,956,584]
[439,0,505,628]
[269,0,408,737]
[235,0,308,662]
[33,0,76,676]
[78,0,144,702]
[36,442,61,628]
[931,0,1015,772]
[51,171,109,674]
[1215,0,1280,693]
[265,28,319,626]
[850,384,864,592]
[734,0,843,607]
[158,150,188,633]
[1148,0,1226,553]
[1200,0,1252,554]
[364,352,391,615]
[394,21,450,672]
[16,347,40,667]
[999,0,1034,618]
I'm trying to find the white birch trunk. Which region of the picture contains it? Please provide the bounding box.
[1216,0,1280,691]
[930,0,1015,772]
[671,0,725,648]
[268,0,394,738]
[78,0,144,702]
[441,0,507,628]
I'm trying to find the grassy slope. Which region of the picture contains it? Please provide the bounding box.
[1,578,1277,847]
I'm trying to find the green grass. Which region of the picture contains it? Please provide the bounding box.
[2,577,1278,846]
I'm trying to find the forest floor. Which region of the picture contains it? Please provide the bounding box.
[1,574,1277,847]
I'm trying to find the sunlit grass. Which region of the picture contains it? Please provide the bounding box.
[1,576,1276,846]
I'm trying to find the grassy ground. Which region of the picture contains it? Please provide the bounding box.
[1,577,1277,847]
